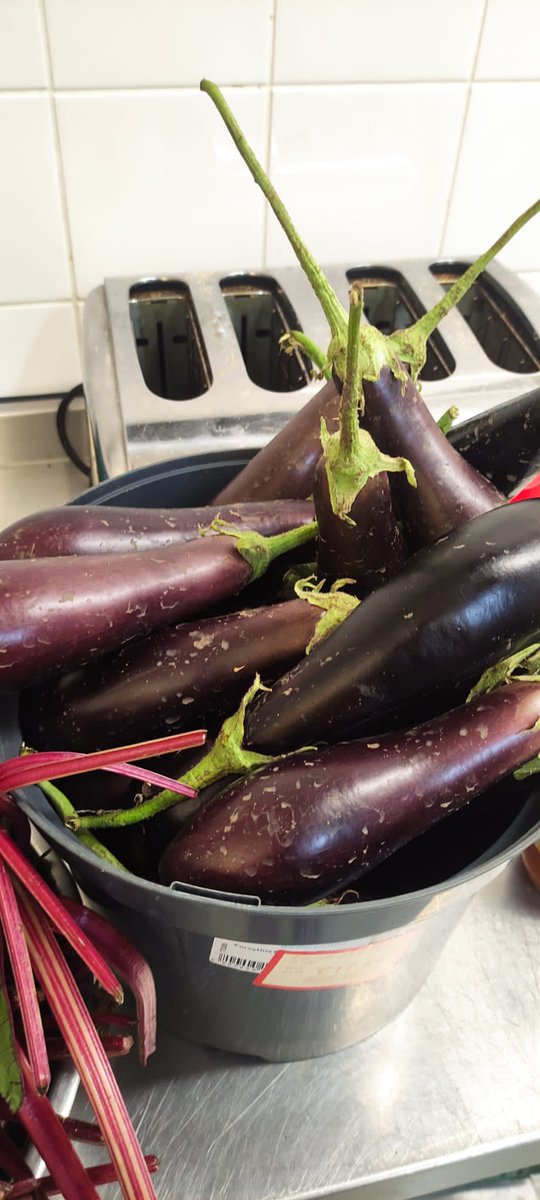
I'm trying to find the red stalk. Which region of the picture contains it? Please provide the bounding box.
[60,1116,105,1144]
[0,861,49,1093]
[21,749,198,798]
[0,836,123,1004]
[0,1126,29,1181]
[18,893,158,1200]
[15,1052,101,1200]
[3,1155,159,1198]
[46,1033,133,1060]
[63,899,156,1065]
[0,728,207,794]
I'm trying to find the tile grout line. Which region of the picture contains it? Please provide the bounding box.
[36,0,82,353]
[437,0,490,256]
[261,0,278,269]
[2,79,538,96]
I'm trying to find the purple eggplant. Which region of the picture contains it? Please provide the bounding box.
[447,384,540,494]
[201,82,538,551]
[211,379,340,503]
[314,460,406,592]
[245,500,540,754]
[313,287,411,593]
[159,681,540,903]
[0,519,315,693]
[360,367,504,550]
[0,499,314,560]
[20,587,356,752]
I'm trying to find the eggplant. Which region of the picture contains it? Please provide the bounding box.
[19,591,351,752]
[447,384,540,494]
[0,499,314,559]
[0,519,315,693]
[159,681,540,903]
[211,380,340,503]
[314,460,406,592]
[359,368,504,551]
[313,288,410,593]
[245,500,540,754]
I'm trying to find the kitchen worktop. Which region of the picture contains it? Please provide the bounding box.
[68,861,540,1200]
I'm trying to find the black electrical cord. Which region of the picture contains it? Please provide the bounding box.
[56,384,92,479]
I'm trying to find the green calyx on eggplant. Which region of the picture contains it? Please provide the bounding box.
[313,284,415,592]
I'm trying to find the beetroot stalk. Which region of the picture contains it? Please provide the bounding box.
[62,898,157,1066]
[0,836,123,1004]
[18,892,158,1200]
[46,1033,133,1059]
[14,1052,101,1200]
[4,1155,159,1199]
[0,860,49,1093]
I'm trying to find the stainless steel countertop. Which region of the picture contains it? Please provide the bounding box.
[70,860,540,1200]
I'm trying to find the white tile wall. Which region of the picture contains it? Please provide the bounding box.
[266,84,468,265]
[0,0,539,396]
[0,0,47,88]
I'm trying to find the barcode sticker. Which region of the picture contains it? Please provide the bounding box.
[209,925,419,987]
[210,939,276,974]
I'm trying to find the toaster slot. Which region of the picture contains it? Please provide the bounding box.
[129,280,212,400]
[220,274,312,392]
[429,263,540,374]
[345,267,456,382]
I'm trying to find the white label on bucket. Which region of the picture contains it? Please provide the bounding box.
[210,926,418,989]
[210,939,276,974]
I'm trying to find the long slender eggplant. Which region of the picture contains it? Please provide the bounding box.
[159,681,540,903]
[20,585,357,752]
[0,519,316,693]
[211,379,340,503]
[201,81,538,547]
[313,287,412,592]
[0,499,314,560]
[447,384,540,494]
[245,500,540,754]
[359,367,504,550]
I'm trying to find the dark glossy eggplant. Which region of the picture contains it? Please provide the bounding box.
[0,520,315,693]
[19,597,327,752]
[245,500,540,754]
[447,384,540,494]
[0,499,314,559]
[212,379,340,503]
[360,368,504,551]
[313,287,409,593]
[314,457,406,593]
[159,682,540,903]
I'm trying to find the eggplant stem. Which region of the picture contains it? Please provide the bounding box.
[340,286,364,449]
[210,519,318,583]
[468,642,540,698]
[391,196,540,376]
[200,80,348,353]
[72,675,278,830]
[279,330,331,379]
[437,404,460,435]
[36,779,128,871]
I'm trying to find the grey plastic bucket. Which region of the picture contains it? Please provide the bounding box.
[5,452,540,1062]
